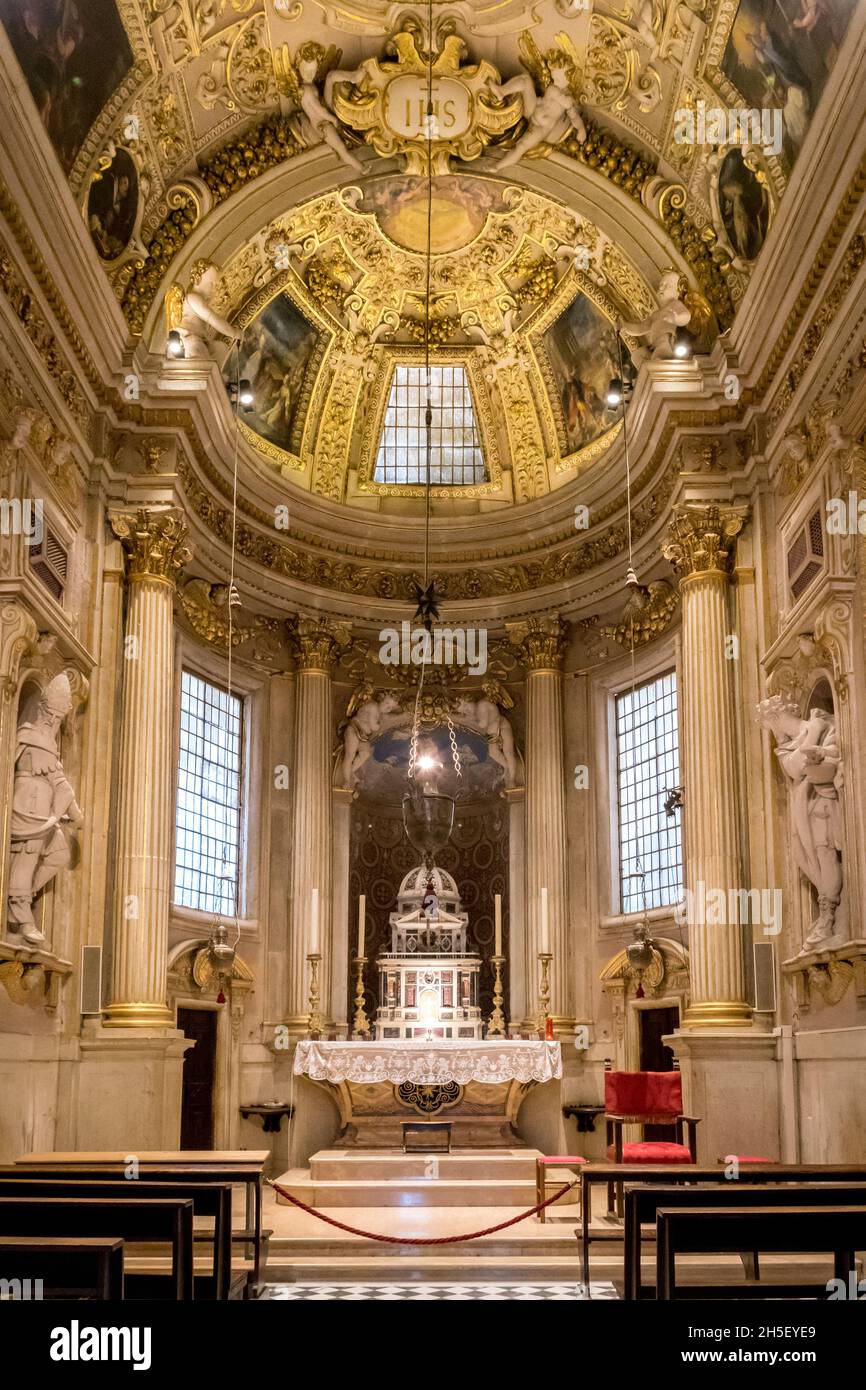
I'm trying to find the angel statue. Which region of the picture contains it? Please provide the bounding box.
[164,261,240,360]
[487,50,587,170]
[8,674,83,946]
[275,41,363,173]
[755,695,846,954]
[455,682,518,788]
[620,269,692,367]
[338,685,401,787]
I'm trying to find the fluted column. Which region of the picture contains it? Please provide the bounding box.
[286,617,351,1030]
[663,503,751,1027]
[507,616,573,1030]
[104,508,190,1027]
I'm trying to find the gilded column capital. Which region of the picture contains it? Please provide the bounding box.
[109,507,191,586]
[290,615,353,674]
[662,503,749,579]
[506,615,569,672]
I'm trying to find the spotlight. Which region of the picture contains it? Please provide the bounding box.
[605,377,623,408]
[238,378,255,410]
[673,326,692,359]
[167,329,185,359]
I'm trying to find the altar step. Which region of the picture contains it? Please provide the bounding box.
[276,1147,581,1210]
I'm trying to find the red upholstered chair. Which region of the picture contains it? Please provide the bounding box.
[535,1155,586,1223]
[604,1069,700,1216]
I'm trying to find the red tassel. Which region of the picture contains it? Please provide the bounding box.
[216,989,226,1004]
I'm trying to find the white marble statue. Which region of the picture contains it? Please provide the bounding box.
[8,674,83,946]
[165,262,240,360]
[455,683,518,788]
[288,51,363,173]
[620,269,692,366]
[487,59,586,169]
[340,686,401,787]
[755,695,846,953]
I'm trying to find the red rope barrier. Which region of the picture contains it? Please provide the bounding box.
[269,1177,577,1244]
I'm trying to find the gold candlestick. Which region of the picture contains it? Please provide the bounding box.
[352,956,370,1038]
[307,952,322,1039]
[537,952,552,1035]
[487,955,506,1038]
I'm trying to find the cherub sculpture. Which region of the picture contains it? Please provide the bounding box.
[339,685,401,787]
[8,674,83,946]
[620,269,692,366]
[455,682,518,788]
[276,41,363,173]
[164,261,240,360]
[755,695,846,953]
[487,52,586,170]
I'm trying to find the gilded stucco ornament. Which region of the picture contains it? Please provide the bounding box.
[109,507,192,583]
[586,577,680,649]
[275,42,363,172]
[323,29,524,173]
[662,502,748,577]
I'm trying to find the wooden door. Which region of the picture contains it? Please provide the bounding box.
[179,1007,217,1150]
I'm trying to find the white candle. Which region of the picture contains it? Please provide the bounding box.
[540,886,549,955]
[310,887,319,955]
[357,895,366,958]
[494,894,502,957]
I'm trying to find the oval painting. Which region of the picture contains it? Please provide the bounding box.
[88,147,138,261]
[718,148,769,263]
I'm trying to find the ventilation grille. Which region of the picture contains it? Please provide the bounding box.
[28,525,68,602]
[787,506,824,602]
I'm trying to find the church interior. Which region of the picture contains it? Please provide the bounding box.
[1,0,866,1334]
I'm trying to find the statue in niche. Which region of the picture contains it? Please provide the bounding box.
[455,682,518,788]
[620,269,692,366]
[339,685,401,787]
[165,261,240,360]
[8,674,83,947]
[487,53,586,169]
[755,695,846,954]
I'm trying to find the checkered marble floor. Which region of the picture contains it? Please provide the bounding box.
[264,1282,618,1301]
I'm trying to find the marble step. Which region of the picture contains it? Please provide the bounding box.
[308,1147,550,1183]
[275,1168,581,1209]
[268,1227,590,1259]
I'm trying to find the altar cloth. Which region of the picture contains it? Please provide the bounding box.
[293,1039,562,1087]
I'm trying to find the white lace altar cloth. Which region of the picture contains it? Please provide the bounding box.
[293,1040,562,1086]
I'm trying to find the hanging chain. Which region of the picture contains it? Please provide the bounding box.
[445,707,462,779]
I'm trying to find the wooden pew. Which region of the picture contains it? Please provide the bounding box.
[625,1182,866,1299]
[656,1205,866,1300]
[15,1151,269,1294]
[0,1176,232,1300]
[0,1197,193,1300]
[0,1236,124,1300]
[579,1162,866,1287]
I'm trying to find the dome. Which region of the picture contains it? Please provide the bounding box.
[397,865,460,904]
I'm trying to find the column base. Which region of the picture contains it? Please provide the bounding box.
[103,1001,175,1028]
[681,1000,753,1029]
[665,1029,780,1163]
[73,1022,193,1150]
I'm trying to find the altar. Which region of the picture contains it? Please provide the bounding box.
[293,1039,562,1148]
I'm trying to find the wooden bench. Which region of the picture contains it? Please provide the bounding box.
[0,1175,233,1300]
[0,1197,193,1299]
[16,1150,269,1295]
[656,1205,866,1300]
[579,1162,866,1287]
[0,1236,124,1300]
[625,1182,866,1299]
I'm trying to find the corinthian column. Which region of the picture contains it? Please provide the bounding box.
[104,508,190,1027]
[286,616,351,1031]
[663,503,751,1027]
[507,616,573,1031]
